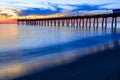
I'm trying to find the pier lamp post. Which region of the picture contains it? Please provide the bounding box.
[77,12,79,16]
[106,8,109,14]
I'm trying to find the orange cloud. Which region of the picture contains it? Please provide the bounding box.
[0,8,18,24]
[0,15,17,24]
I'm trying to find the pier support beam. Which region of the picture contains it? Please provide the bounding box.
[102,17,107,29]
[88,18,91,29]
[112,17,117,30]
[82,18,84,28]
[86,18,88,27]
[96,18,99,28]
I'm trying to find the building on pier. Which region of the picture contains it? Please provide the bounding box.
[113,9,120,14]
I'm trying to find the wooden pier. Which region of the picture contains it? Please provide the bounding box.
[17,13,120,29]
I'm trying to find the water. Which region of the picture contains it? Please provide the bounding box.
[0,24,120,80]
[0,24,120,51]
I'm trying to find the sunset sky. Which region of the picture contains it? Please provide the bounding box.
[0,0,120,23]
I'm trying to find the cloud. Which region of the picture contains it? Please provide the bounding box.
[0,1,113,17]
[0,0,120,10]
[18,8,62,16]
[18,3,111,16]
[67,3,112,11]
[0,8,18,19]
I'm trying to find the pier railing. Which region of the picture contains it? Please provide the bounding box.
[17,13,120,29]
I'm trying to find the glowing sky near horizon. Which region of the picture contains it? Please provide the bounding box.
[0,0,120,23]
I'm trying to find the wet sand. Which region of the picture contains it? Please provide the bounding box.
[14,45,120,80]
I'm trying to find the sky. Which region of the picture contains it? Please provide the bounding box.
[0,0,120,23]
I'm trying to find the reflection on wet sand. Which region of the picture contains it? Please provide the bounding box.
[0,64,25,80]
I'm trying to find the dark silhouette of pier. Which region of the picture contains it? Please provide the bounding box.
[17,13,120,30]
